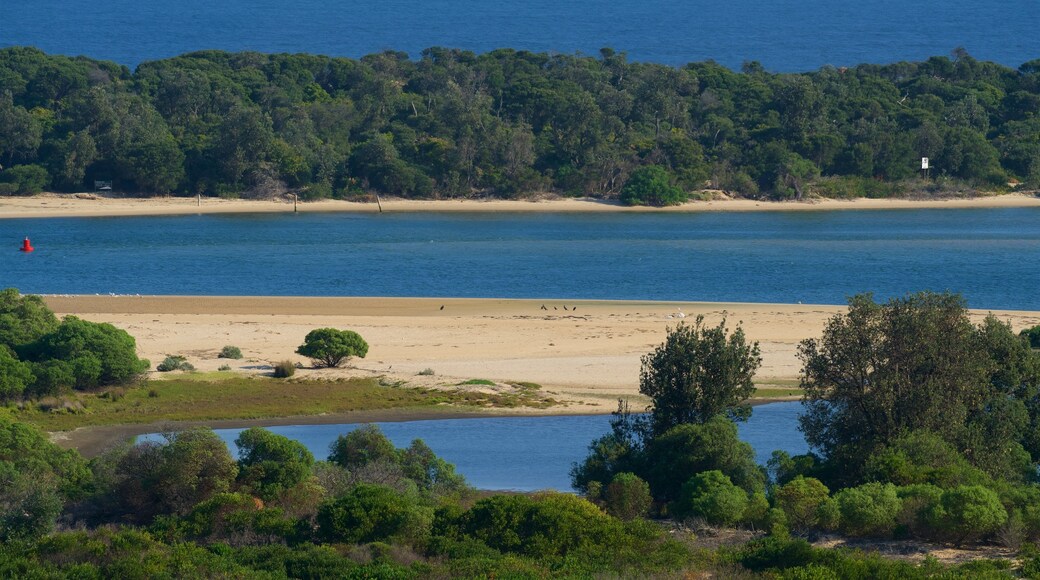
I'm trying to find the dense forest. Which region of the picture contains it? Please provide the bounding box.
[0,46,1038,202]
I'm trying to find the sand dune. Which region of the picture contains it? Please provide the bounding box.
[42,295,1040,414]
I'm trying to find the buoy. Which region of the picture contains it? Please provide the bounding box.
[19,237,34,252]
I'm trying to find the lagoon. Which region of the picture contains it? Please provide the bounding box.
[142,402,808,491]
[3,209,1040,310]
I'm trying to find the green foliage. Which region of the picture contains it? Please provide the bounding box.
[157,354,195,372]
[672,469,749,526]
[218,345,243,359]
[1021,324,1040,349]
[640,317,762,435]
[603,472,652,521]
[316,483,429,545]
[99,428,238,523]
[833,482,902,537]
[620,165,687,206]
[0,346,33,401]
[0,164,49,194]
[235,427,315,501]
[272,359,295,378]
[3,48,1034,200]
[296,327,369,368]
[20,316,149,389]
[929,485,1008,545]
[773,476,833,535]
[328,424,398,470]
[799,292,1040,485]
[643,416,765,502]
[400,438,468,496]
[0,288,59,348]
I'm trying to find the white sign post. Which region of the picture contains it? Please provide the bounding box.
[921,157,929,170]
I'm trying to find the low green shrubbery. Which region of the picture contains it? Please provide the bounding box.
[157,355,195,372]
[272,360,295,378]
[218,345,243,359]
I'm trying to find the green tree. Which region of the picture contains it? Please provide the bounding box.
[0,164,49,194]
[400,438,467,495]
[328,424,398,469]
[0,347,33,401]
[833,483,902,537]
[316,483,426,544]
[296,327,368,368]
[235,427,315,501]
[640,317,761,436]
[620,165,686,206]
[798,292,1013,482]
[929,485,1007,545]
[0,288,59,348]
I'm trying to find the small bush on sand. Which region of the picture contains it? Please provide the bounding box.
[273,360,296,378]
[219,345,243,360]
[157,355,195,372]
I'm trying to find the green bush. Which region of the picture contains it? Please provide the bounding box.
[620,165,687,206]
[0,347,34,401]
[929,485,1008,545]
[272,360,295,378]
[0,288,59,348]
[235,428,315,501]
[20,316,149,389]
[895,483,943,538]
[0,165,49,195]
[157,355,194,372]
[218,345,243,359]
[1020,325,1040,349]
[672,470,748,526]
[296,328,368,368]
[833,483,902,537]
[317,484,428,545]
[603,472,652,521]
[773,477,833,535]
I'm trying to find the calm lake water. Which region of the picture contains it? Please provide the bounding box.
[141,402,808,491]
[1,0,1037,72]
[3,209,1040,310]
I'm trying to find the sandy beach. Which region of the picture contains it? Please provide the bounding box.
[2,191,1039,219]
[42,295,1040,414]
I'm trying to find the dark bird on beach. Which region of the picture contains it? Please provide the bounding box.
[553,306,557,310]
[440,305,445,310]
[572,306,577,312]
[563,305,569,311]
[541,304,547,310]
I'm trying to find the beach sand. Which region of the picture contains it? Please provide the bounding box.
[3,191,1039,219]
[43,295,1040,413]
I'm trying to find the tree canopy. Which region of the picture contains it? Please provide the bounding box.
[296,328,368,368]
[1,47,1038,200]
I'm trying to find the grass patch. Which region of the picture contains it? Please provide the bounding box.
[458,378,496,386]
[15,376,562,431]
[752,387,803,399]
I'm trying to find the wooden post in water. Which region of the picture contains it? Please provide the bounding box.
[375,195,383,213]
[197,194,201,207]
[293,193,298,213]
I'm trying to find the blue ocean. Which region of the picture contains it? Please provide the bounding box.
[1,0,1037,72]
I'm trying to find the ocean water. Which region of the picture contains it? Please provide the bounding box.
[1,0,1037,72]
[141,401,808,491]
[2,208,1040,310]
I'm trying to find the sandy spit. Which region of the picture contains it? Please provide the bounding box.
[2,192,1040,219]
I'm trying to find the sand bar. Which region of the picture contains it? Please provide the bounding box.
[3,192,1039,219]
[43,295,1040,413]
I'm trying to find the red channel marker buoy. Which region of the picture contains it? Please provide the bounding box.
[19,237,34,252]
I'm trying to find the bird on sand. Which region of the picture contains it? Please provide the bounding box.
[440,305,445,310]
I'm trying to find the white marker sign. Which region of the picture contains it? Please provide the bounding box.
[921,157,929,170]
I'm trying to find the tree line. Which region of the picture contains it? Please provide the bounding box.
[1,46,1038,203]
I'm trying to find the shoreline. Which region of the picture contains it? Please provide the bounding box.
[53,396,801,458]
[37,294,1040,455]
[2,191,1039,219]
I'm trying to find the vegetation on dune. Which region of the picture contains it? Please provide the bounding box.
[1,47,1039,204]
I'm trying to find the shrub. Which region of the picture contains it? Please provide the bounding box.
[235,428,315,501]
[833,483,902,537]
[218,364,231,371]
[20,317,149,388]
[773,476,833,535]
[603,472,652,521]
[620,165,687,206]
[317,484,428,545]
[272,360,295,378]
[0,165,49,195]
[0,288,59,348]
[157,355,194,372]
[218,345,243,360]
[672,470,748,526]
[929,485,1008,545]
[0,347,34,401]
[1020,325,1040,349]
[296,328,368,368]
[895,484,943,538]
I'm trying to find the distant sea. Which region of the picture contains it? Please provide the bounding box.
[1,0,1037,72]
